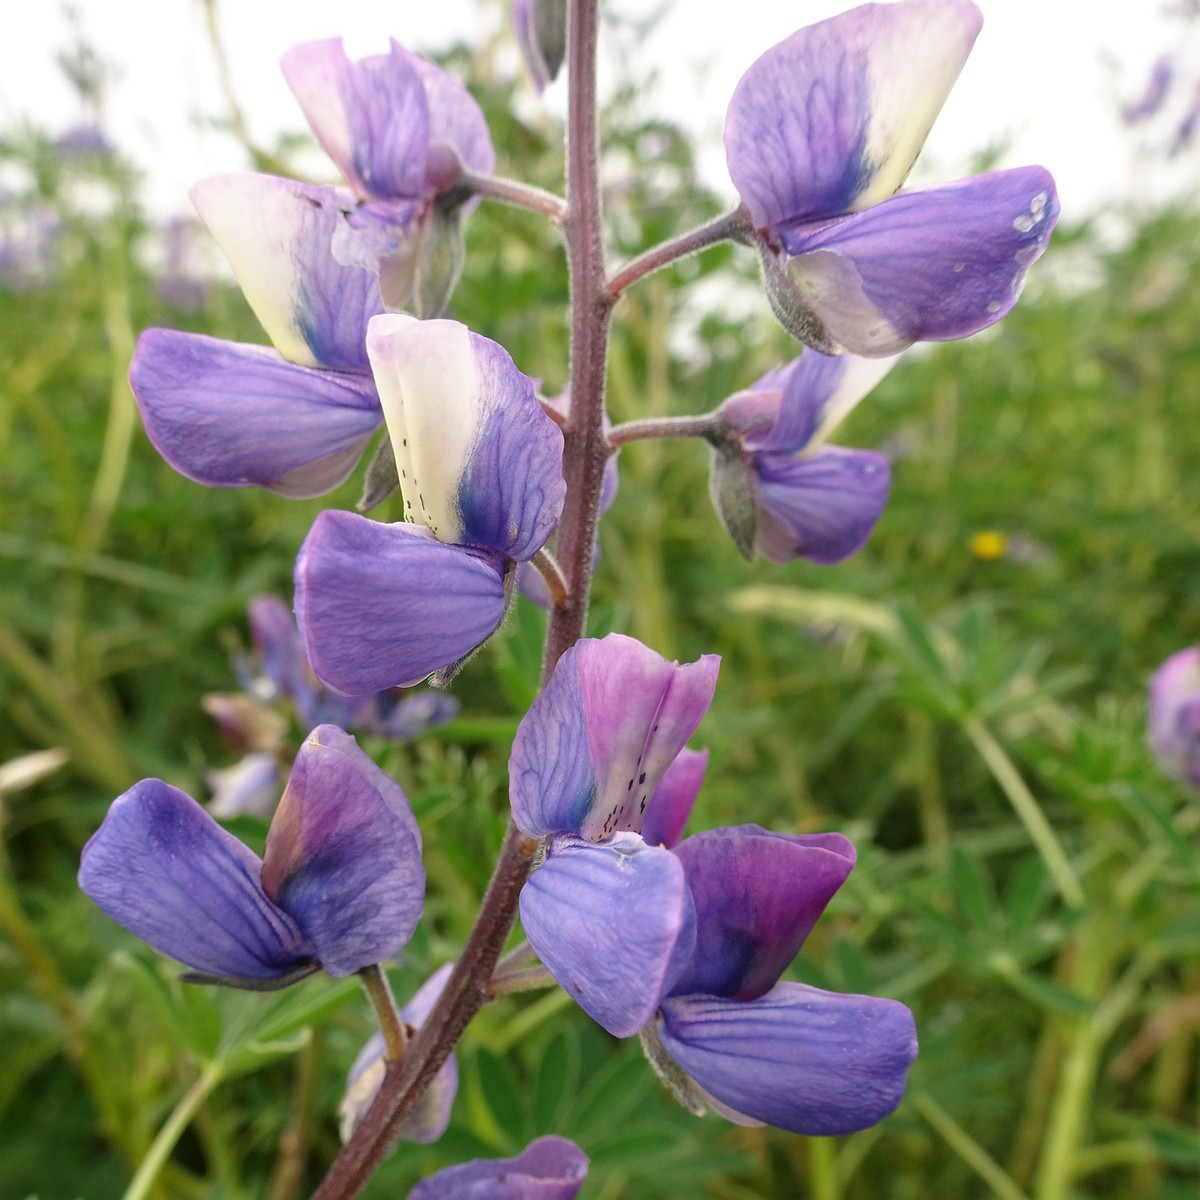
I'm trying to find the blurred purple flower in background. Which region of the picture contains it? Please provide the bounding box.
[1147,647,1200,788]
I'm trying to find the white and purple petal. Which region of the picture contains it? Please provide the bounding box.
[339,963,457,1144]
[753,446,890,564]
[519,834,696,1038]
[295,511,508,695]
[509,634,719,840]
[261,726,424,976]
[191,173,385,371]
[130,329,381,498]
[725,0,981,229]
[658,982,918,1135]
[79,779,313,980]
[367,315,565,558]
[669,826,855,1001]
[777,166,1060,356]
[407,1135,588,1200]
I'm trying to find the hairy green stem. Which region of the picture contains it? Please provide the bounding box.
[607,206,749,297]
[358,965,407,1061]
[607,412,719,447]
[456,166,568,222]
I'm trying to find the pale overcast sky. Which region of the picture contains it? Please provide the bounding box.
[0,0,1195,220]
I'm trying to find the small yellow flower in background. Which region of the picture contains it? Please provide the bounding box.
[969,530,1009,560]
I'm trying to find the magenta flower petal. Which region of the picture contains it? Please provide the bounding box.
[79,779,313,980]
[295,510,507,694]
[408,1135,588,1200]
[725,0,982,229]
[669,825,855,1001]
[519,834,696,1037]
[778,166,1060,356]
[659,982,917,1135]
[509,634,719,840]
[130,329,381,498]
[641,747,708,850]
[260,726,423,976]
[753,446,891,564]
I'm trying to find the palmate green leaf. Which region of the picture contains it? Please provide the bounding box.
[533,1028,579,1133]
[1125,1116,1200,1166]
[474,1045,530,1145]
[570,1049,653,1140]
[111,952,222,1061]
[220,1026,311,1080]
[1003,856,1051,948]
[988,955,1093,1017]
[951,847,999,936]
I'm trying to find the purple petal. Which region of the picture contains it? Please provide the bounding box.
[725,0,981,229]
[658,982,917,1134]
[1147,647,1200,787]
[641,748,708,849]
[282,40,430,201]
[669,825,855,1001]
[248,595,311,704]
[295,511,507,694]
[408,53,496,188]
[408,1135,588,1200]
[508,634,719,840]
[367,315,565,559]
[261,726,423,976]
[753,446,890,564]
[190,173,385,371]
[79,779,313,979]
[778,166,1060,356]
[130,329,381,498]
[520,834,696,1037]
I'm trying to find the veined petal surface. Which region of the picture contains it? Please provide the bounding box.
[778,166,1060,356]
[191,173,385,371]
[509,635,718,839]
[262,726,424,976]
[282,39,430,201]
[79,779,313,980]
[725,0,981,229]
[669,826,855,1001]
[295,511,507,694]
[754,446,891,564]
[659,982,918,1134]
[368,315,565,558]
[131,329,381,498]
[520,834,696,1037]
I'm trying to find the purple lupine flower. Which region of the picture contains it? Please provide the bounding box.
[1147,648,1200,788]
[725,0,1059,356]
[645,825,918,1135]
[408,1135,588,1200]
[709,350,896,562]
[509,634,719,1036]
[79,726,424,986]
[339,963,458,1143]
[130,172,386,498]
[295,317,566,694]
[281,38,494,312]
[514,0,567,94]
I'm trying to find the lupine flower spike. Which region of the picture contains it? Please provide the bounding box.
[725,0,1059,355]
[79,726,424,987]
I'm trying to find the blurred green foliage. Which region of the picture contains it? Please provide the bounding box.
[2,12,1200,1200]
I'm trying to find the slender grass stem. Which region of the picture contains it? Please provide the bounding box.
[914,1092,1030,1200]
[122,1062,224,1200]
[960,716,1084,910]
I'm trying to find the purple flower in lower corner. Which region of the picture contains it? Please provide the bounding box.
[725,0,1058,356]
[1147,648,1200,789]
[408,1136,588,1200]
[295,317,565,694]
[79,726,423,987]
[644,825,918,1135]
[509,634,719,1036]
[709,349,896,563]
